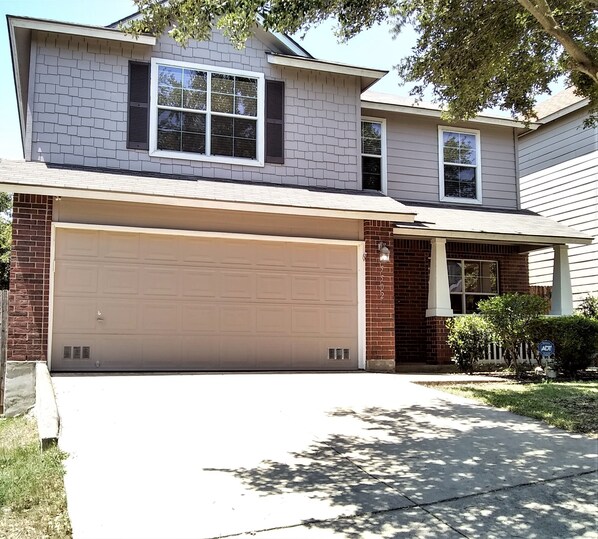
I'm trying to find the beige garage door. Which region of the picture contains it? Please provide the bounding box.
[51,228,359,371]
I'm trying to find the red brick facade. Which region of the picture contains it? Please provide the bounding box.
[364,220,395,372]
[7,194,53,361]
[394,239,530,364]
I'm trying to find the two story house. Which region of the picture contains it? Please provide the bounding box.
[519,88,598,308]
[0,12,592,406]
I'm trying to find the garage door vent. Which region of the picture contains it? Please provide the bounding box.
[328,348,350,360]
[63,346,71,359]
[63,346,91,359]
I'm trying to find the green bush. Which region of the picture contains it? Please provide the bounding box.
[529,316,598,376]
[446,315,491,373]
[478,293,549,375]
[577,295,598,319]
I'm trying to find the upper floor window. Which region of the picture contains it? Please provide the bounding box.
[149,59,265,166]
[361,118,386,193]
[448,259,498,314]
[439,127,482,204]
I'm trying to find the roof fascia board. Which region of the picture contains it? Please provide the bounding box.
[3,183,414,222]
[537,99,590,124]
[362,100,538,130]
[266,53,387,84]
[393,226,593,246]
[8,16,156,45]
[6,17,26,151]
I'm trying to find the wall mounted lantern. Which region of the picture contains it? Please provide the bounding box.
[378,242,390,263]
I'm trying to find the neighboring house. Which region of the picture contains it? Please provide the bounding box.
[519,88,598,308]
[0,11,592,409]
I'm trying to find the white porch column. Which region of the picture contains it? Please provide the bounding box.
[550,244,574,315]
[426,238,454,317]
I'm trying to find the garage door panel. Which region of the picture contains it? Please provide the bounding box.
[221,272,254,299]
[256,306,291,334]
[292,307,322,334]
[140,234,180,262]
[141,267,180,296]
[220,305,255,333]
[97,300,139,332]
[56,229,99,259]
[325,276,357,303]
[56,262,98,294]
[53,300,97,331]
[100,232,140,260]
[181,304,219,332]
[181,268,218,297]
[141,302,180,332]
[52,229,360,372]
[256,273,290,301]
[99,265,139,295]
[52,335,99,368]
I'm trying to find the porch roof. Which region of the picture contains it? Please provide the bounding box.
[393,203,594,248]
[0,160,416,222]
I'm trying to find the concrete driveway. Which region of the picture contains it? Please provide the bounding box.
[52,373,598,539]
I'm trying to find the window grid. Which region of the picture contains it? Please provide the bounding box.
[448,259,499,314]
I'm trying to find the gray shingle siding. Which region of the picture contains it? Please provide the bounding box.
[31,31,361,189]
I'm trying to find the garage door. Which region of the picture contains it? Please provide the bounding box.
[51,228,360,371]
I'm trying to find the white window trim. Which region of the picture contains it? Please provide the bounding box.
[448,258,499,314]
[361,116,387,195]
[438,126,482,205]
[149,57,265,167]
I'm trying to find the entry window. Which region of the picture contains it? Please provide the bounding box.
[150,59,264,164]
[448,259,498,314]
[361,119,386,192]
[439,127,482,203]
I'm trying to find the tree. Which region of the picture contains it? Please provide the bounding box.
[125,0,598,125]
[0,193,11,289]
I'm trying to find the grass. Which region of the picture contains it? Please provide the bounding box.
[437,381,598,436]
[0,416,72,538]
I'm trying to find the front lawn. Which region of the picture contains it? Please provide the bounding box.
[436,381,598,436]
[0,416,72,538]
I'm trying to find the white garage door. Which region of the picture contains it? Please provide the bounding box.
[51,228,360,371]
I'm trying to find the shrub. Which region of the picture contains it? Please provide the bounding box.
[529,316,598,376]
[478,293,549,376]
[446,315,491,373]
[577,295,598,319]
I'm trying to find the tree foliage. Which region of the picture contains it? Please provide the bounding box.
[126,0,598,124]
[0,193,12,290]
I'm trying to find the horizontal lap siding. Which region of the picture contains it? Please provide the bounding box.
[362,109,518,209]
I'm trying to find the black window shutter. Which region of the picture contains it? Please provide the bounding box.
[265,80,284,164]
[127,61,150,150]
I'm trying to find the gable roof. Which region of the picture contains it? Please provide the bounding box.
[0,160,416,222]
[533,87,589,123]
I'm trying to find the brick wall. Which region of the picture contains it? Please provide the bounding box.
[8,194,53,361]
[394,239,530,364]
[364,221,395,372]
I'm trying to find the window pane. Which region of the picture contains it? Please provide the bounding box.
[157,130,181,151]
[211,93,234,114]
[158,87,182,108]
[448,260,462,292]
[362,156,381,190]
[464,262,481,292]
[362,121,382,155]
[212,115,233,136]
[235,77,257,98]
[158,110,181,131]
[235,96,257,116]
[362,121,382,139]
[181,132,205,154]
[465,295,487,314]
[212,74,234,94]
[158,65,182,87]
[234,138,256,159]
[444,165,477,199]
[363,137,381,155]
[184,69,206,91]
[211,134,233,157]
[234,118,256,140]
[443,131,477,165]
[183,89,206,110]
[445,180,461,198]
[451,294,464,314]
[182,112,205,134]
[481,262,498,293]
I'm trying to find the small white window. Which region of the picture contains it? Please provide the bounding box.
[361,118,387,193]
[149,59,265,166]
[448,259,498,314]
[438,127,482,204]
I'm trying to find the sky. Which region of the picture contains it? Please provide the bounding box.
[0,0,562,160]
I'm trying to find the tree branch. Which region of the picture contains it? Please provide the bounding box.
[517,0,598,83]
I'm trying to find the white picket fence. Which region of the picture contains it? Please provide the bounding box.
[479,341,537,365]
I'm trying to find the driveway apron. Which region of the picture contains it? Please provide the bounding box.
[52,373,598,539]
